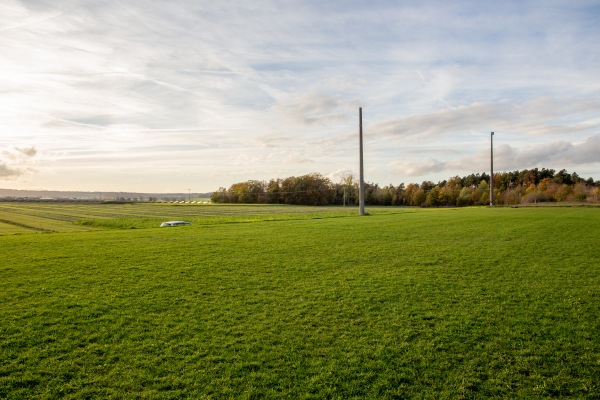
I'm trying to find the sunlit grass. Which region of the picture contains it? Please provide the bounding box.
[1,205,598,398]
[0,202,417,232]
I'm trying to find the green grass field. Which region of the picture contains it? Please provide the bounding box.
[0,202,365,233]
[0,203,599,399]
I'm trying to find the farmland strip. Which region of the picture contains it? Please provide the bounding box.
[0,218,54,232]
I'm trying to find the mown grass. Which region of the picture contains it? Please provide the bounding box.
[0,202,378,232]
[0,206,599,399]
[0,221,32,235]
[75,209,411,230]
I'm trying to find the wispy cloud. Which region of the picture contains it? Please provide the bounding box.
[390,135,600,180]
[0,146,37,178]
[272,92,351,126]
[372,98,600,141]
[1,0,599,191]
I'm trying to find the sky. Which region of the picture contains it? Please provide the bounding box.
[1,0,599,193]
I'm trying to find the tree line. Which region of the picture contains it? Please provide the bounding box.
[211,168,600,206]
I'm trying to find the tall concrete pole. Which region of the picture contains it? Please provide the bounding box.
[490,131,494,206]
[359,107,365,215]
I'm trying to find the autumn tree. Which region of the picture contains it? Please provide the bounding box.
[267,179,282,204]
[425,186,442,207]
[412,187,426,206]
[212,168,597,206]
[456,186,474,206]
[573,182,589,202]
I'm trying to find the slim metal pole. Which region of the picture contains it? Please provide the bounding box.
[490,132,494,206]
[359,107,365,215]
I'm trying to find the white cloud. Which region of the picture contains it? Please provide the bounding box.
[0,162,22,178]
[327,169,355,184]
[272,92,351,126]
[389,135,600,182]
[390,158,448,177]
[372,97,600,141]
[0,146,38,178]
[1,0,599,191]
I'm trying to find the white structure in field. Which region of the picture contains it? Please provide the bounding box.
[160,221,191,227]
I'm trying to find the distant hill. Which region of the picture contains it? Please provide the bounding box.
[0,188,212,201]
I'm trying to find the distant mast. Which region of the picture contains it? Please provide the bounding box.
[359,107,365,215]
[490,131,494,206]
